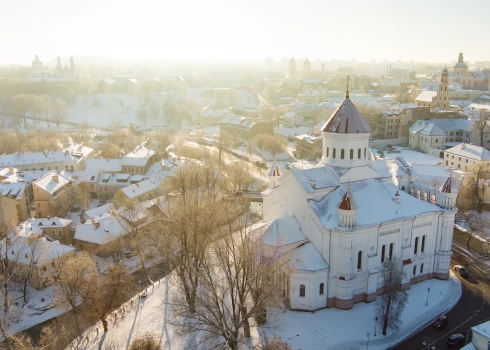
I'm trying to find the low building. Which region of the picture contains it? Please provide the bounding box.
[426,118,472,146]
[409,121,447,153]
[283,112,301,127]
[0,144,94,172]
[443,143,490,171]
[115,177,164,203]
[415,91,438,108]
[0,167,30,229]
[85,158,122,173]
[121,144,159,174]
[14,218,74,245]
[97,173,145,201]
[220,116,274,139]
[461,319,490,349]
[295,134,322,160]
[32,171,73,218]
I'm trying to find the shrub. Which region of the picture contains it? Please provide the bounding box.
[129,334,161,350]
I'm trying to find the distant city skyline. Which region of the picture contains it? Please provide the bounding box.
[1,0,489,65]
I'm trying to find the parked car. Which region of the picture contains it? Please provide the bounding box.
[446,333,465,346]
[432,315,448,329]
[454,265,469,278]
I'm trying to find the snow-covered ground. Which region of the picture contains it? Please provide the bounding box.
[375,147,443,166]
[275,125,311,138]
[81,273,461,350]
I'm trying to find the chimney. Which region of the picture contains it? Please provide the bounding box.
[52,175,59,183]
[394,191,400,204]
[93,220,100,230]
[311,179,316,189]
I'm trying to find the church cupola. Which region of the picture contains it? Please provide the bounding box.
[268,161,283,189]
[338,187,358,228]
[320,76,372,167]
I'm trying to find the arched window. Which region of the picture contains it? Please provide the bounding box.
[381,245,386,263]
[414,237,419,254]
[413,265,417,276]
[333,148,336,158]
[299,284,305,297]
[319,283,324,295]
[431,193,436,203]
[350,149,354,159]
[357,251,362,270]
[341,149,345,159]
[420,263,424,274]
[358,148,361,159]
[421,235,426,253]
[326,147,329,157]
[402,186,406,191]
[364,148,366,157]
[389,243,394,260]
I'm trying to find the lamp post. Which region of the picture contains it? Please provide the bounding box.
[426,287,430,306]
[422,336,436,350]
[374,317,378,337]
[367,332,370,350]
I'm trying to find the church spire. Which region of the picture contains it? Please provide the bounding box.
[346,75,350,99]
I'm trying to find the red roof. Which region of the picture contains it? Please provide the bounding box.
[439,176,453,193]
[338,190,358,210]
[322,97,372,134]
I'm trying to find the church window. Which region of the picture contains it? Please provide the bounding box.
[421,235,426,253]
[364,148,366,158]
[389,243,394,260]
[435,139,438,143]
[350,149,353,159]
[414,237,419,254]
[341,149,345,159]
[420,263,424,274]
[333,148,336,158]
[357,251,362,270]
[326,147,329,157]
[358,148,361,159]
[319,283,324,295]
[413,265,417,276]
[299,284,305,297]
[381,245,386,263]
[431,193,436,203]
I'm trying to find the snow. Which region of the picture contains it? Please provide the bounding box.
[78,272,461,350]
[445,143,490,161]
[85,158,122,172]
[375,147,442,165]
[472,319,490,339]
[275,125,311,138]
[291,242,329,271]
[259,217,307,246]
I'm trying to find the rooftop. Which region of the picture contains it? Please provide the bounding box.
[445,143,490,161]
[322,97,372,134]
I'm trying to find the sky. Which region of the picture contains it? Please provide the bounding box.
[1,0,489,65]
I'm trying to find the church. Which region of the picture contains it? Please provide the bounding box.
[259,83,457,311]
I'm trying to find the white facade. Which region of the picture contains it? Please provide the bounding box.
[261,95,457,310]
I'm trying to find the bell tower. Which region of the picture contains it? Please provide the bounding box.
[438,66,449,110]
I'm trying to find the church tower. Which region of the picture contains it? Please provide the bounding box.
[437,66,449,110]
[303,57,311,79]
[289,57,296,75]
[320,76,372,167]
[337,188,358,228]
[267,161,283,189]
[453,51,468,75]
[54,56,64,77]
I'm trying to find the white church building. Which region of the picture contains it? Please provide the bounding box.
[260,88,457,311]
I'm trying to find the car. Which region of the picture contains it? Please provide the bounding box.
[432,315,448,329]
[454,265,469,278]
[446,333,465,346]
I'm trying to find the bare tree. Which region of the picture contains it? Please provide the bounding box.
[19,239,43,305]
[137,107,149,124]
[377,258,408,336]
[51,99,69,127]
[470,108,490,147]
[41,95,52,126]
[73,181,92,211]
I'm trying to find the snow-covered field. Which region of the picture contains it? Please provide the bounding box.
[375,147,443,166]
[81,273,461,350]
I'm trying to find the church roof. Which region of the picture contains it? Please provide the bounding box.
[338,190,358,210]
[268,162,283,177]
[322,97,372,134]
[439,176,454,193]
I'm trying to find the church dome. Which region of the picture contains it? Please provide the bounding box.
[322,97,372,134]
[442,66,448,76]
[32,55,42,64]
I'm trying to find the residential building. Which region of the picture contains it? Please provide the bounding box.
[0,144,94,172]
[295,134,322,160]
[85,158,122,173]
[220,116,274,140]
[449,52,489,90]
[97,173,145,201]
[0,167,30,229]
[115,177,165,203]
[32,171,73,218]
[409,121,446,153]
[426,118,472,147]
[12,217,73,245]
[261,88,457,311]
[443,143,490,171]
[283,112,301,127]
[121,144,159,174]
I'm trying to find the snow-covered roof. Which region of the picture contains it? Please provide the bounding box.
[338,190,358,210]
[268,162,283,177]
[309,179,442,230]
[472,319,490,339]
[122,145,156,167]
[259,216,308,247]
[415,91,437,103]
[85,158,122,172]
[0,175,26,200]
[427,118,471,133]
[84,203,114,220]
[289,242,329,271]
[445,143,490,161]
[31,217,72,228]
[70,170,99,183]
[33,171,72,194]
[409,120,446,136]
[74,214,128,245]
[1,236,74,265]
[291,167,340,193]
[295,134,322,144]
[121,178,162,199]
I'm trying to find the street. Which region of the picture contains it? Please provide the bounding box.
[393,240,490,350]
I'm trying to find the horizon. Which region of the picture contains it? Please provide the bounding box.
[2,0,490,65]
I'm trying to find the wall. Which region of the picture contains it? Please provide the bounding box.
[453,225,489,255]
[369,137,408,148]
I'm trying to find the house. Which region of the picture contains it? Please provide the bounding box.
[0,167,30,229]
[121,144,159,174]
[220,116,274,140]
[425,118,472,147]
[32,171,73,218]
[409,121,447,153]
[85,158,123,173]
[15,218,74,245]
[115,177,164,203]
[96,173,145,201]
[260,89,457,311]
[443,143,490,171]
[0,144,94,172]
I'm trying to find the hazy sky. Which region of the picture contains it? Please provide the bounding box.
[1,0,489,65]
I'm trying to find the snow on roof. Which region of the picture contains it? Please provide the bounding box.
[427,118,471,133]
[259,217,308,247]
[74,214,128,245]
[371,159,408,179]
[290,167,340,193]
[289,242,329,271]
[0,179,26,200]
[409,121,446,136]
[445,143,490,161]
[33,171,72,194]
[472,319,490,339]
[268,162,283,177]
[415,91,438,103]
[84,203,114,220]
[410,165,453,185]
[310,179,442,230]
[85,158,122,172]
[70,170,100,183]
[121,178,162,198]
[0,144,92,168]
[122,144,156,167]
[31,217,72,228]
[295,134,322,143]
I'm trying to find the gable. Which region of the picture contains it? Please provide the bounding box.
[339,166,378,183]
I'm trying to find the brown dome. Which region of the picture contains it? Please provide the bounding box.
[322,97,372,134]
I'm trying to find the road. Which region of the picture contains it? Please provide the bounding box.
[393,239,490,350]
